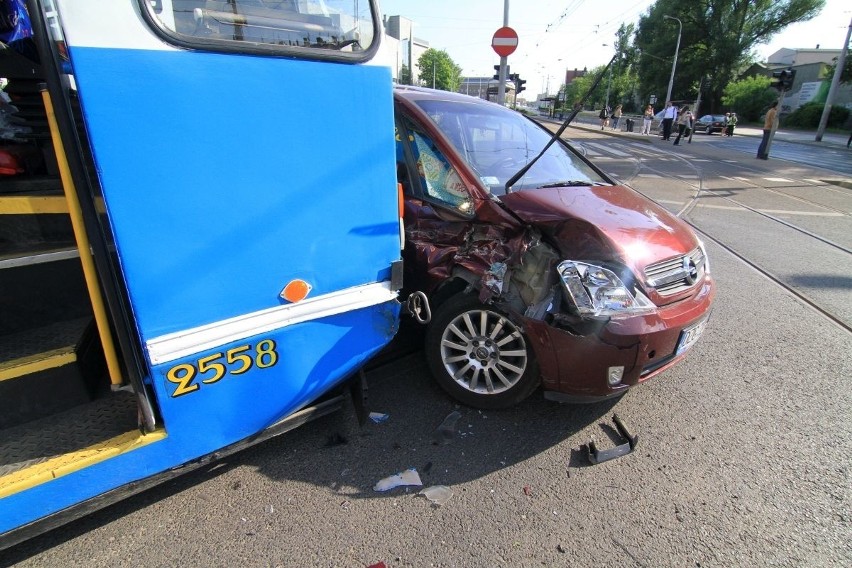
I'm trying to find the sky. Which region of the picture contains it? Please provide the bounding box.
[377,0,851,99]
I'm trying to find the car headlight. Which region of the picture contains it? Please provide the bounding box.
[557,260,656,317]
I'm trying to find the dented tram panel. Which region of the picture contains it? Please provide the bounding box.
[1,0,401,546]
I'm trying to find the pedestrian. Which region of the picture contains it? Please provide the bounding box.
[661,101,677,140]
[611,104,623,130]
[599,105,610,130]
[722,113,730,136]
[672,106,693,146]
[727,112,737,136]
[641,104,654,135]
[756,101,778,159]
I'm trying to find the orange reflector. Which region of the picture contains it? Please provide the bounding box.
[281,279,312,303]
[397,182,404,218]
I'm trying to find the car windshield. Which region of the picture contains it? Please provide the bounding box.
[414,99,607,195]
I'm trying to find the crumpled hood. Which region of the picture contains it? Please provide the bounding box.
[498,184,699,268]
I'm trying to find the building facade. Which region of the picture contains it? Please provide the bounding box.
[383,15,430,85]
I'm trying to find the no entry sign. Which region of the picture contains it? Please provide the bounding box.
[491,26,518,57]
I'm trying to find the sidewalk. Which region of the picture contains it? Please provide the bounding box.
[730,125,850,149]
[560,114,851,149]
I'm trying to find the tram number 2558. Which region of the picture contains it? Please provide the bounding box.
[165,339,279,397]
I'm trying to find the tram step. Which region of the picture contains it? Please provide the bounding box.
[0,256,91,335]
[0,318,105,430]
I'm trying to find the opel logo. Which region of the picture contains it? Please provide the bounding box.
[682,256,699,285]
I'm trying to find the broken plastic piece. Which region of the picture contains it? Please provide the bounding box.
[419,485,453,505]
[373,468,422,492]
[433,410,462,444]
[369,412,389,424]
[585,414,639,465]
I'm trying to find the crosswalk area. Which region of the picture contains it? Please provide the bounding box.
[574,140,680,160]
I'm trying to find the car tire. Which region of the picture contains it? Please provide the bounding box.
[425,293,539,409]
[705,126,712,134]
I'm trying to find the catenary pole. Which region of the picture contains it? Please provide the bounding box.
[815,16,851,142]
[497,0,509,105]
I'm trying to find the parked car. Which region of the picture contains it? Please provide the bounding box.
[394,86,715,409]
[693,114,727,134]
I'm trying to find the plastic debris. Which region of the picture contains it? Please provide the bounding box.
[373,468,422,492]
[523,485,532,496]
[419,485,453,506]
[369,412,390,424]
[433,410,462,445]
[367,563,387,568]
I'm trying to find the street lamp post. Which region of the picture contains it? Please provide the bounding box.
[605,64,613,111]
[663,15,682,104]
[602,42,614,112]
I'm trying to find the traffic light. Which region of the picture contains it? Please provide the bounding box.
[781,68,796,89]
[516,78,526,94]
[493,64,510,80]
[770,67,796,91]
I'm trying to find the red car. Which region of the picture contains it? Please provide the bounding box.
[394,87,714,408]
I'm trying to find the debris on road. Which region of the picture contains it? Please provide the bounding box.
[373,468,423,492]
[433,410,462,445]
[419,485,453,506]
[584,414,639,465]
[369,411,390,424]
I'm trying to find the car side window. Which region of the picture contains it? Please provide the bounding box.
[406,128,472,214]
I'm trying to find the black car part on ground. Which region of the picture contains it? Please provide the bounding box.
[585,414,639,464]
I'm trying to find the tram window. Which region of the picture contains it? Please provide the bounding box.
[142,0,377,60]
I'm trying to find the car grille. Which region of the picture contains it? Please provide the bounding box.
[644,247,706,297]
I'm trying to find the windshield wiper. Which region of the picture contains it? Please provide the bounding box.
[538,180,592,188]
[505,54,617,194]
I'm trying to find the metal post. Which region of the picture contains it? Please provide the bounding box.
[497,0,509,105]
[663,15,682,104]
[816,16,851,141]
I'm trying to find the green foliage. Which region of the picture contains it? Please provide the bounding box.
[824,55,852,85]
[399,64,412,86]
[783,102,850,128]
[721,76,778,121]
[634,0,825,111]
[416,49,462,92]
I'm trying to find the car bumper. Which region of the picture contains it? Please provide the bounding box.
[523,277,715,400]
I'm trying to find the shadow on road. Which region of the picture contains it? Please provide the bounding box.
[4,326,621,564]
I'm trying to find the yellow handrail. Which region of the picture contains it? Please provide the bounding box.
[41,88,124,386]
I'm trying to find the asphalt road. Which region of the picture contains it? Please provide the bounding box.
[4,129,851,568]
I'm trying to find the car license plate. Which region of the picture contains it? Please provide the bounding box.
[676,317,708,356]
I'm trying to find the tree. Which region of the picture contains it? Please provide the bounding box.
[417,49,462,92]
[824,54,852,85]
[721,75,778,121]
[634,0,825,112]
[399,64,412,86]
[562,65,607,110]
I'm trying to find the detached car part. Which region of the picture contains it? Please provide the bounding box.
[585,414,639,465]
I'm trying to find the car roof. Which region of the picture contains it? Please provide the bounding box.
[393,85,505,108]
